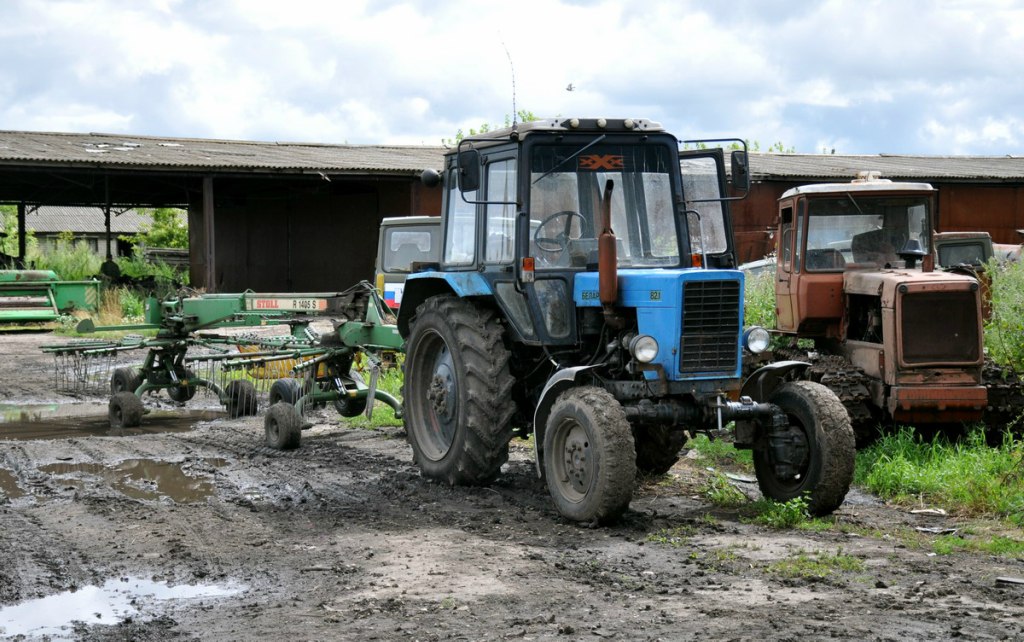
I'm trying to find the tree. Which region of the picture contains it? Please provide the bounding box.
[124,208,189,249]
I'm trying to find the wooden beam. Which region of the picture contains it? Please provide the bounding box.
[203,176,216,292]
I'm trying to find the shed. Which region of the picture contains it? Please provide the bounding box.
[0,130,445,292]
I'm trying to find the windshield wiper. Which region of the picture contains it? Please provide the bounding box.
[532,134,607,185]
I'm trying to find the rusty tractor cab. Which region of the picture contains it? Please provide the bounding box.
[767,172,1022,440]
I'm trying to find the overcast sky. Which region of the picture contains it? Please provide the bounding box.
[1,0,1022,155]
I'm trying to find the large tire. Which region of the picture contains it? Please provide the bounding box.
[753,381,855,516]
[109,391,144,429]
[333,370,368,417]
[110,367,144,395]
[269,378,302,406]
[543,387,636,523]
[403,295,516,485]
[167,368,197,403]
[225,380,258,418]
[633,424,687,476]
[265,402,302,450]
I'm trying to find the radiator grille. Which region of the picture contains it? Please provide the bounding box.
[901,290,979,364]
[680,280,741,373]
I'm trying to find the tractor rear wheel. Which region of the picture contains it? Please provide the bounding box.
[265,402,301,450]
[403,295,515,485]
[543,387,636,523]
[753,381,854,516]
[109,392,144,429]
[110,368,144,395]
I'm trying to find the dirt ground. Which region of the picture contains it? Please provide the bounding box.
[1,331,1024,641]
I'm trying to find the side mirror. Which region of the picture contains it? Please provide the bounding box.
[457,148,480,192]
[730,150,750,193]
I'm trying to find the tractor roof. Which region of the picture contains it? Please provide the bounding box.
[459,118,664,147]
[781,172,935,199]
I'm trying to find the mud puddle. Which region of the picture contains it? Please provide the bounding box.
[0,576,245,639]
[38,458,228,503]
[0,467,25,499]
[0,406,226,440]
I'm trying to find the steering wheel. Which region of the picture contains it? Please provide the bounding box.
[532,210,588,256]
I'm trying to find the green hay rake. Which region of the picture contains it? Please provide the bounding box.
[43,282,405,441]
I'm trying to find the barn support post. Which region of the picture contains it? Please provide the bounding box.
[16,201,26,268]
[203,176,216,292]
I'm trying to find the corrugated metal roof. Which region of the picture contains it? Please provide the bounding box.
[748,152,1024,181]
[18,206,176,234]
[0,130,446,175]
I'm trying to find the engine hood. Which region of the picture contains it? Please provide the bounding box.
[843,267,979,307]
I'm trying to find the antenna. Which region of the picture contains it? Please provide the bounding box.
[500,37,517,125]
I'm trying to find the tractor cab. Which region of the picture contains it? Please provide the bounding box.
[401,117,746,350]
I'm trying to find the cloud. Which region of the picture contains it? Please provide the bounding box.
[0,0,1021,154]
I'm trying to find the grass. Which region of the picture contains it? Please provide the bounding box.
[646,525,696,547]
[339,362,404,429]
[686,433,753,469]
[766,549,864,579]
[703,472,748,507]
[854,427,1024,524]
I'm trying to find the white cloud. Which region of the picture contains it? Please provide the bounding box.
[0,0,1022,154]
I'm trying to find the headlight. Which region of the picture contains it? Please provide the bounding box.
[743,326,771,354]
[628,334,659,363]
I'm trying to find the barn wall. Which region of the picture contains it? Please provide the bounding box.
[190,176,426,293]
[936,184,1024,244]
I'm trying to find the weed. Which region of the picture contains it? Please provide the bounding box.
[766,549,864,578]
[985,258,1024,370]
[855,427,1024,524]
[339,364,405,429]
[931,533,1024,558]
[703,472,748,507]
[646,525,695,547]
[686,434,753,469]
[747,496,811,529]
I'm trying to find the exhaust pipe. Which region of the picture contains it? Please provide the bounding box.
[598,179,624,327]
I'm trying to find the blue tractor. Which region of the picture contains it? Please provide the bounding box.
[398,118,854,523]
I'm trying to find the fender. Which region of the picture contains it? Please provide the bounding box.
[531,365,599,476]
[740,360,810,402]
[396,271,494,337]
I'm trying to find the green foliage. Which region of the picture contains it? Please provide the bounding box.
[984,258,1024,369]
[119,288,145,320]
[31,231,102,280]
[646,524,695,547]
[748,496,812,528]
[703,472,748,507]
[339,358,405,429]
[766,549,863,578]
[0,205,39,259]
[931,533,1024,557]
[115,252,188,296]
[743,268,777,330]
[686,433,754,468]
[122,208,189,249]
[855,428,1024,524]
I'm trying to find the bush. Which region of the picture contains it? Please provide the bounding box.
[985,258,1024,369]
[30,232,101,280]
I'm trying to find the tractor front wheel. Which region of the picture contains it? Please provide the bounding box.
[633,424,687,476]
[543,387,636,523]
[753,381,854,516]
[403,295,515,485]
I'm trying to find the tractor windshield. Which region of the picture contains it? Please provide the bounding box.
[804,195,931,271]
[528,142,678,269]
